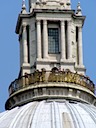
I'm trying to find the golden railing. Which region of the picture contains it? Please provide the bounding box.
[9,70,95,95]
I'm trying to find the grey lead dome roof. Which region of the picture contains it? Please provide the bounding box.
[0,100,96,128]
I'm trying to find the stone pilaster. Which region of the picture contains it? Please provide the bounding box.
[78,26,83,66]
[22,24,28,63]
[61,20,66,60]
[37,20,41,59]
[19,39,23,66]
[67,21,72,60]
[43,20,48,59]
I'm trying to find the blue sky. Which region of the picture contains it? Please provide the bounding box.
[0,0,96,112]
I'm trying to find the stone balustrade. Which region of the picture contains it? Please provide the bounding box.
[9,69,95,95]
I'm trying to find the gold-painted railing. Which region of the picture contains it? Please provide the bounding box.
[9,70,95,95]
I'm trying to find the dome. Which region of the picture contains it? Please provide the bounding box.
[0,100,96,128]
[0,0,96,127]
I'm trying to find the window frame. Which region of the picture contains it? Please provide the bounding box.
[48,24,60,54]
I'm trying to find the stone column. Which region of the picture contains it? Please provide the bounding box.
[37,20,41,59]
[22,24,28,63]
[29,25,32,62]
[67,21,72,60]
[78,26,83,65]
[19,38,22,66]
[61,20,66,60]
[43,20,48,58]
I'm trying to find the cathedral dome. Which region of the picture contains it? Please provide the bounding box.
[0,0,96,128]
[0,100,96,128]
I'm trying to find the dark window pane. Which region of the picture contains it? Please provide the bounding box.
[48,28,59,53]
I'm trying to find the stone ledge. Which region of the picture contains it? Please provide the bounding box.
[5,82,96,110]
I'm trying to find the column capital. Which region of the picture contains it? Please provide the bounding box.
[36,19,41,23]
[22,24,27,32]
[78,26,82,31]
[61,20,65,26]
[22,24,27,28]
[43,20,47,25]
[67,20,72,26]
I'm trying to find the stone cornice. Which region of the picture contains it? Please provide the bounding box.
[15,8,85,34]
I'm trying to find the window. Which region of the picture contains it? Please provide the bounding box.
[48,28,59,54]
